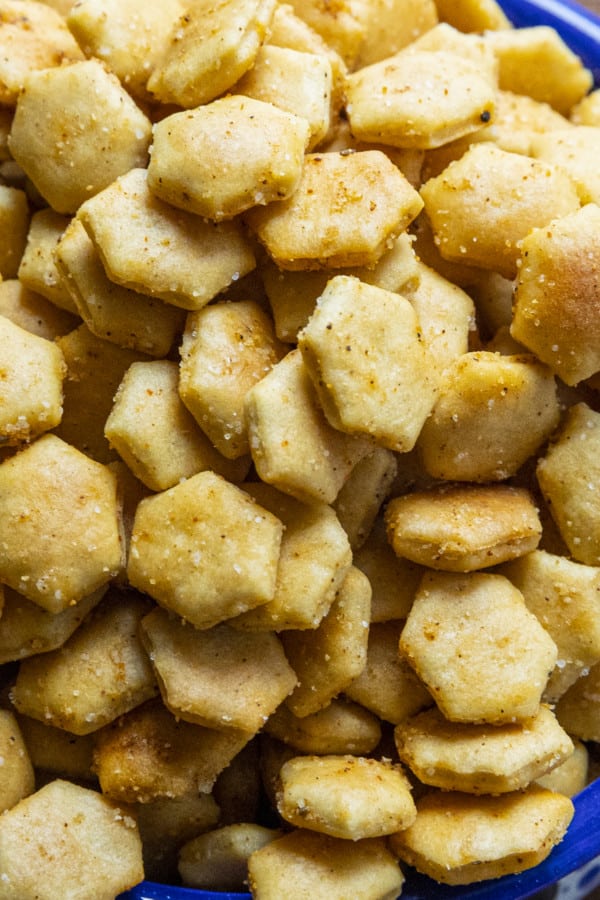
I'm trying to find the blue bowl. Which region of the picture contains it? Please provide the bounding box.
[120,2,600,897]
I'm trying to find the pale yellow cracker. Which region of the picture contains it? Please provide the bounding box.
[353,517,424,623]
[345,48,496,150]
[281,566,370,717]
[402,262,475,378]
[385,484,542,572]
[511,203,600,386]
[93,698,251,803]
[55,324,151,464]
[536,738,589,798]
[333,447,398,550]
[0,0,83,106]
[232,482,352,632]
[245,150,423,270]
[395,704,573,794]
[0,434,123,609]
[536,403,600,566]
[276,755,416,840]
[345,620,434,725]
[531,126,600,205]
[66,0,185,101]
[244,349,373,505]
[555,661,600,743]
[416,351,560,482]
[0,314,66,446]
[355,0,439,68]
[264,697,381,756]
[147,0,277,108]
[105,360,250,491]
[484,25,593,115]
[9,59,152,214]
[235,46,332,150]
[298,275,438,452]
[77,168,256,310]
[148,95,310,220]
[420,143,581,279]
[140,607,297,733]
[0,779,144,900]
[178,299,285,460]
[0,184,29,279]
[283,0,370,67]
[17,208,77,314]
[127,470,283,629]
[400,571,557,724]
[502,549,600,701]
[390,786,574,885]
[11,592,157,734]
[571,87,600,125]
[248,829,404,900]
[56,218,185,357]
[0,585,104,664]
[262,231,419,342]
[0,710,34,813]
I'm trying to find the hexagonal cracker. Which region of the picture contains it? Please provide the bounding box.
[232,482,352,632]
[400,571,557,724]
[139,606,297,734]
[77,168,256,311]
[298,274,439,452]
[9,59,152,214]
[244,349,373,505]
[536,402,600,566]
[0,779,144,900]
[0,314,66,446]
[245,150,423,270]
[127,470,283,629]
[105,360,250,491]
[147,0,278,108]
[0,434,123,610]
[390,785,574,885]
[345,48,496,150]
[395,704,573,794]
[148,95,310,220]
[178,299,286,460]
[511,203,600,386]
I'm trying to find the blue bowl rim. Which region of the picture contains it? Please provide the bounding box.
[121,1,600,898]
